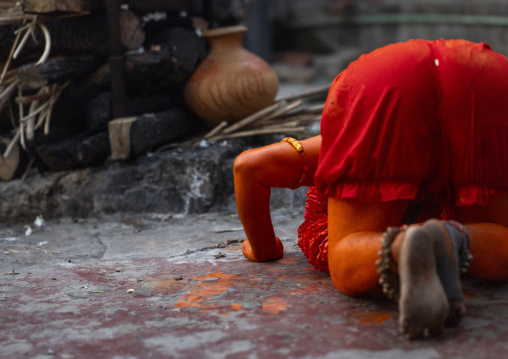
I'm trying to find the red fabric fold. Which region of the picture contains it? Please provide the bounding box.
[298,186,329,273]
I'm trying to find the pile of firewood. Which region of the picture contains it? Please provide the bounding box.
[0,1,211,181]
[0,0,329,182]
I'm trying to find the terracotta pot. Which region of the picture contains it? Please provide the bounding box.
[184,25,279,124]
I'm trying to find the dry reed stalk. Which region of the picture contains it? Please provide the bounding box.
[222,102,282,134]
[198,84,329,144]
[210,126,307,141]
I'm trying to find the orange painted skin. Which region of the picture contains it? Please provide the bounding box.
[233,135,508,297]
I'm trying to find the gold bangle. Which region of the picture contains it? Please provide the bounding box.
[281,137,309,189]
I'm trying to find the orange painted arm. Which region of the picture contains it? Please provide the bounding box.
[233,135,321,261]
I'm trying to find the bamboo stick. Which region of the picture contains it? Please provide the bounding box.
[254,99,303,126]
[222,102,281,134]
[204,120,228,139]
[15,89,50,104]
[296,103,325,114]
[264,115,321,127]
[0,18,25,85]
[3,128,20,158]
[211,126,306,141]
[276,84,330,102]
[19,101,49,124]
[0,78,19,102]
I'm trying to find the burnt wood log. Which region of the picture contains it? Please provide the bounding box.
[0,10,144,62]
[33,55,186,135]
[125,27,206,92]
[86,91,185,133]
[18,55,102,89]
[22,0,100,13]
[123,0,201,14]
[45,74,105,135]
[108,106,205,160]
[46,10,145,56]
[148,26,208,74]
[92,27,207,94]
[35,131,110,171]
[123,0,236,23]
[0,136,29,181]
[143,15,197,42]
[25,0,201,14]
[75,132,110,166]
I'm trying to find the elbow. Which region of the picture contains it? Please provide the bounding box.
[233,149,261,181]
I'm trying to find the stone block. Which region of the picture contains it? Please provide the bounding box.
[0,137,308,222]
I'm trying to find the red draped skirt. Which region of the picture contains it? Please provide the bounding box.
[300,39,508,272]
[315,39,508,206]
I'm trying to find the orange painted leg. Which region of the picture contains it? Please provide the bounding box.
[233,136,321,262]
[457,196,508,283]
[326,197,409,296]
[463,224,508,282]
[328,198,467,338]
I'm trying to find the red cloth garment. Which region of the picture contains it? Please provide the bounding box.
[298,187,455,273]
[315,39,508,207]
[298,186,329,272]
[299,39,508,271]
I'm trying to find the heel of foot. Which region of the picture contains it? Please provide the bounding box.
[446,300,466,327]
[398,226,449,339]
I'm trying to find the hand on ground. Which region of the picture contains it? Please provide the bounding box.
[242,237,284,262]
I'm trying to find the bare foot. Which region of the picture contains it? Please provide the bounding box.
[446,300,466,327]
[398,225,449,339]
[425,220,467,327]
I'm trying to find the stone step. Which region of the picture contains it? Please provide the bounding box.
[0,137,307,222]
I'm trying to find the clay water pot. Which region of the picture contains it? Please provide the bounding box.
[184,25,279,124]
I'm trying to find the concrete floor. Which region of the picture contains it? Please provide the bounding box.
[2,209,508,359]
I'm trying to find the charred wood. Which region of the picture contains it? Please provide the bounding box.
[122,0,202,15]
[22,0,211,19]
[22,0,100,13]
[35,131,110,171]
[143,15,198,42]
[148,26,208,75]
[42,68,112,135]
[44,9,145,56]
[85,91,185,133]
[91,29,206,94]
[18,55,102,89]
[108,106,206,160]
[75,132,110,167]
[0,10,144,62]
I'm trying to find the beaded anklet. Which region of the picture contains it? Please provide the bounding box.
[376,226,405,301]
[281,137,309,189]
[375,221,473,301]
[443,220,473,274]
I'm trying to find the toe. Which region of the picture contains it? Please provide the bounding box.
[446,301,466,327]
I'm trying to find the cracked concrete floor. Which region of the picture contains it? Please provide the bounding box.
[1,209,508,359]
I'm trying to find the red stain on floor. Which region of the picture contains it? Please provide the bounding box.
[262,296,289,314]
[175,272,243,309]
[352,311,392,325]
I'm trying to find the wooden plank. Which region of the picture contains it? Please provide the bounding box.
[0,136,28,181]
[108,117,135,161]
